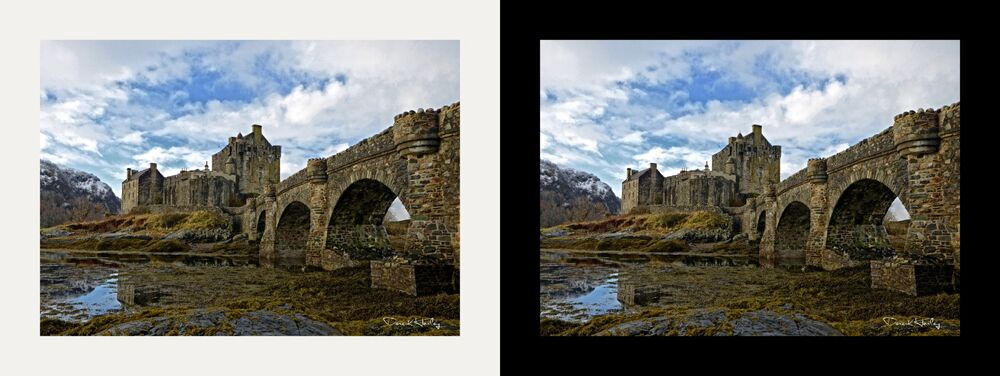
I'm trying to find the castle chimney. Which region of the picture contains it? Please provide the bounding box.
[127,168,132,178]
[753,124,762,143]
[627,168,633,178]
[649,163,657,172]
[149,163,157,171]
[253,124,262,143]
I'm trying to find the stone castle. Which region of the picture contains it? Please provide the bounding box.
[121,124,281,213]
[119,102,460,296]
[622,124,781,214]
[620,102,960,296]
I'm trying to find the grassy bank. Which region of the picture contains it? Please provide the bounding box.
[40,210,251,254]
[541,211,747,253]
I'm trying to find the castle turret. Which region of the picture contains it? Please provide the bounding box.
[893,107,941,158]
[307,158,328,183]
[393,107,441,157]
[807,158,828,183]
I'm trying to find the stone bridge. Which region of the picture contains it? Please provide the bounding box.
[742,102,959,272]
[241,102,460,273]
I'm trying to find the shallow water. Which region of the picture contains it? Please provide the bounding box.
[40,249,305,323]
[540,248,806,323]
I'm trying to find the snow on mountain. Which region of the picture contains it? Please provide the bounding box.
[40,160,121,227]
[540,159,621,215]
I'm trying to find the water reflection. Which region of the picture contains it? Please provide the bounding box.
[40,248,313,323]
[41,249,256,267]
[116,272,162,308]
[540,249,811,323]
[66,273,122,318]
[569,273,621,317]
[617,275,663,308]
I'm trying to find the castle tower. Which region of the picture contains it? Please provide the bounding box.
[711,124,781,198]
[211,124,281,196]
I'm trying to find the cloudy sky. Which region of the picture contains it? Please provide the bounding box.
[540,40,960,209]
[41,40,459,198]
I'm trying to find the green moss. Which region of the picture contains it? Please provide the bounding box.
[540,318,578,336]
[178,211,229,231]
[710,240,753,254]
[540,236,600,250]
[679,211,728,230]
[96,237,152,250]
[595,237,653,250]
[210,240,258,255]
[641,239,690,253]
[653,213,688,228]
[140,240,190,253]
[153,213,189,229]
[831,316,960,336]
[40,318,78,335]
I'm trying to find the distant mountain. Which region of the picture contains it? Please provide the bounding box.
[540,159,621,228]
[40,160,121,227]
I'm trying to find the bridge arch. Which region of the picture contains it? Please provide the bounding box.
[775,201,810,258]
[824,178,906,260]
[325,178,410,261]
[756,210,767,238]
[255,210,267,241]
[274,200,310,260]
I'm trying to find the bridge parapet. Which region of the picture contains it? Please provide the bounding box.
[275,169,309,195]
[327,128,395,172]
[939,101,960,135]
[826,126,895,172]
[438,102,460,137]
[776,168,808,194]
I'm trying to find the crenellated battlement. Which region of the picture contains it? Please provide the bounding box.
[939,101,960,134]
[438,101,460,136]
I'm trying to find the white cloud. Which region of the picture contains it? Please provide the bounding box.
[620,131,644,145]
[320,143,350,156]
[120,131,144,145]
[133,146,211,171]
[633,146,711,170]
[541,40,959,202]
[40,40,458,200]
